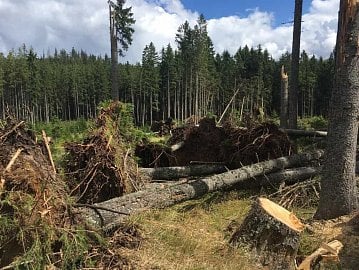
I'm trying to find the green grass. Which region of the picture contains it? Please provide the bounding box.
[126,192,257,270]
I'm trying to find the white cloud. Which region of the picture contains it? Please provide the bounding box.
[0,0,339,62]
[208,0,339,59]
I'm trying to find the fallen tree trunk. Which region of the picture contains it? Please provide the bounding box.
[280,128,327,137]
[78,150,324,231]
[139,164,228,180]
[238,166,320,189]
[229,197,305,270]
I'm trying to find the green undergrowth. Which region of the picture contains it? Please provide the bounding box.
[298,116,328,131]
[32,118,92,165]
[0,192,105,269]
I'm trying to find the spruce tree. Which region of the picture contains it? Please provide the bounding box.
[108,0,135,101]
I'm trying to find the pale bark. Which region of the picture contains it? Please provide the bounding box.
[280,66,289,128]
[78,150,323,231]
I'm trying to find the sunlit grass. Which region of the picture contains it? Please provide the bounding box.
[126,192,256,270]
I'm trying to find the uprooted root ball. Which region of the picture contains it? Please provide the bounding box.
[64,102,146,204]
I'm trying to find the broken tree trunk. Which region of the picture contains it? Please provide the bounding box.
[297,240,343,270]
[280,65,289,128]
[229,197,305,270]
[139,164,228,180]
[78,150,323,231]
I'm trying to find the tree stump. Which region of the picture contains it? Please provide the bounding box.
[229,197,304,270]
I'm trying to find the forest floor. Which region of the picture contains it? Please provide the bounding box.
[2,114,358,269]
[113,189,359,270]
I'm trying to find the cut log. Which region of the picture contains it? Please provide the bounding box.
[78,150,323,231]
[297,240,343,270]
[280,129,327,137]
[229,197,305,270]
[139,164,228,180]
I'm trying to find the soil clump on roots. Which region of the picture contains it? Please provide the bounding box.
[64,102,145,204]
[160,117,293,168]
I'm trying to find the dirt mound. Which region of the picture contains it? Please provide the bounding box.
[0,118,69,267]
[64,102,145,204]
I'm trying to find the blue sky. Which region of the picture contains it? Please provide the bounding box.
[181,0,311,26]
[0,0,339,62]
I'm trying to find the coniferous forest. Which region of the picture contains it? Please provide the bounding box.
[3,2,359,269]
[0,16,334,125]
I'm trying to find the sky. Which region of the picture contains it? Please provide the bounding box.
[0,0,339,63]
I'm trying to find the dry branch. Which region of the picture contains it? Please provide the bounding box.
[78,150,324,231]
[5,148,23,172]
[42,130,56,173]
[280,129,327,137]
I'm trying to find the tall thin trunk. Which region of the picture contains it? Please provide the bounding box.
[315,0,359,219]
[167,71,171,118]
[280,66,289,128]
[110,5,119,101]
[288,0,303,129]
[150,91,153,125]
[195,73,199,124]
[45,93,49,123]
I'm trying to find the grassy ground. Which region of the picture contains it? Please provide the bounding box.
[124,191,257,270]
[114,191,358,270]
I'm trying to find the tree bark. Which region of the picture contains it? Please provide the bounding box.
[109,4,119,101]
[288,0,303,129]
[280,65,289,128]
[229,198,304,270]
[139,164,228,180]
[315,0,359,220]
[238,166,320,189]
[78,150,323,231]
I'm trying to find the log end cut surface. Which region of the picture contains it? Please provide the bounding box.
[259,197,304,232]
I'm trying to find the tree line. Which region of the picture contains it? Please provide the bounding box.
[0,16,334,125]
